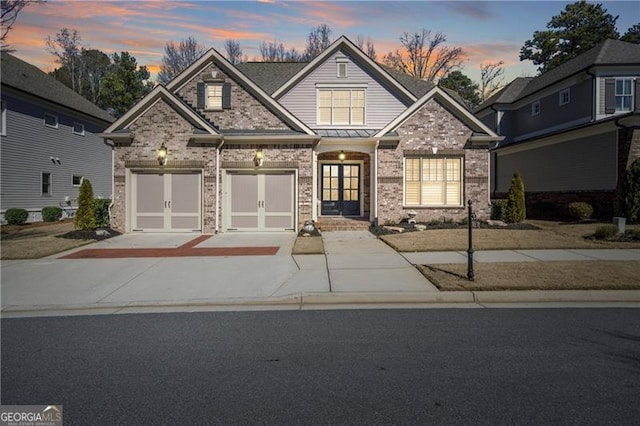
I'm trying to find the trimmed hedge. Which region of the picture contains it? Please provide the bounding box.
[491,200,508,221]
[5,208,29,225]
[42,206,63,222]
[617,158,640,223]
[94,199,111,228]
[567,202,593,221]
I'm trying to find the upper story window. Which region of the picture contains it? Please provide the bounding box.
[73,122,85,135]
[531,101,541,116]
[44,113,58,128]
[616,79,633,112]
[318,88,365,125]
[0,100,6,136]
[559,89,570,106]
[72,175,83,186]
[404,156,462,207]
[196,81,231,111]
[206,84,223,110]
[336,57,348,78]
[42,172,51,196]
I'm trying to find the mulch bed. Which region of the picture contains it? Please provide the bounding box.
[58,227,121,241]
[370,221,539,236]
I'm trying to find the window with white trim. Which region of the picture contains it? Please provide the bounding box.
[44,113,58,128]
[73,122,85,135]
[0,100,6,136]
[531,101,540,116]
[404,156,462,206]
[72,175,83,186]
[42,172,51,196]
[336,57,348,78]
[318,88,365,125]
[206,83,223,110]
[559,89,570,106]
[615,79,633,112]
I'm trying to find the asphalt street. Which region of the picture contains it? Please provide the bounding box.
[2,308,639,424]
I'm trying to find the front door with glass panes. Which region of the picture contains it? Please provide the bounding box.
[321,164,360,216]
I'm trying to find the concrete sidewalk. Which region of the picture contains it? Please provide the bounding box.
[1,231,639,317]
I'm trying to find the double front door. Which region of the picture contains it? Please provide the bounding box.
[321,164,360,216]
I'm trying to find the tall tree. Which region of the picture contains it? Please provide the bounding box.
[50,48,111,104]
[157,36,206,84]
[1,0,43,51]
[46,28,84,92]
[479,61,505,102]
[259,40,302,62]
[382,29,464,82]
[621,23,640,44]
[438,71,480,109]
[224,39,244,64]
[303,24,332,60]
[355,35,376,60]
[100,51,154,117]
[520,0,619,74]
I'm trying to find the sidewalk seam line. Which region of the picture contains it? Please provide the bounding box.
[95,258,165,303]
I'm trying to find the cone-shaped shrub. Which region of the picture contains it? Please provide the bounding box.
[506,172,526,223]
[617,158,640,224]
[74,179,96,230]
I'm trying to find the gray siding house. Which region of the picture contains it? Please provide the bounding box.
[1,53,114,223]
[476,39,640,219]
[101,36,500,234]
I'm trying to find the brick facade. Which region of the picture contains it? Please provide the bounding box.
[377,99,490,224]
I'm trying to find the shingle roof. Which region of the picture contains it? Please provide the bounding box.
[1,52,115,123]
[378,64,434,98]
[475,77,534,112]
[236,62,307,95]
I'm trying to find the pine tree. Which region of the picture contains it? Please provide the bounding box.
[506,172,526,223]
[617,159,640,223]
[74,178,96,230]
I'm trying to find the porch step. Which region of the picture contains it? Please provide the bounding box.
[316,217,371,232]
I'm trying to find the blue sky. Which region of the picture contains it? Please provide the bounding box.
[8,0,639,83]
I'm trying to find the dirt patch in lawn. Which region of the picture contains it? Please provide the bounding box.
[381,220,640,252]
[417,261,640,291]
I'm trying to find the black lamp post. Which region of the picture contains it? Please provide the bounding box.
[467,199,475,281]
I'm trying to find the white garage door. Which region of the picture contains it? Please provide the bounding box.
[227,172,295,231]
[132,172,201,232]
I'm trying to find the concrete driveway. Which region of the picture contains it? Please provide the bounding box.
[1,231,438,316]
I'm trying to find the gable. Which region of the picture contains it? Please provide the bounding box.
[279,49,410,129]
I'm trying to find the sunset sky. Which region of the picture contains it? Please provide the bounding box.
[6,0,639,83]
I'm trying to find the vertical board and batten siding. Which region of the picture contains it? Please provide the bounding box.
[495,131,617,193]
[279,50,408,129]
[0,93,112,212]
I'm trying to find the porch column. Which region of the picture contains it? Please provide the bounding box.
[370,143,378,224]
[312,149,318,221]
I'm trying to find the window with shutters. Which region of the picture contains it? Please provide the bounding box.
[206,83,223,110]
[404,156,463,207]
[615,79,633,112]
[317,88,365,125]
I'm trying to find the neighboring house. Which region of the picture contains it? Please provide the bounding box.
[100,36,500,234]
[475,39,640,219]
[0,52,114,223]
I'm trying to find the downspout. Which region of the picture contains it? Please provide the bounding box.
[374,140,379,226]
[585,67,596,122]
[215,138,224,233]
[104,138,115,230]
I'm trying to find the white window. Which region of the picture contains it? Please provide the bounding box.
[616,79,633,112]
[336,57,348,78]
[559,89,570,106]
[73,122,85,135]
[206,84,223,110]
[318,89,365,125]
[42,172,51,196]
[44,113,58,128]
[531,101,541,116]
[0,100,6,136]
[404,156,462,206]
[72,175,83,186]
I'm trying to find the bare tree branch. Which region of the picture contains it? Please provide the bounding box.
[479,61,505,102]
[355,35,376,60]
[46,28,84,92]
[1,0,45,51]
[157,36,206,84]
[224,39,244,64]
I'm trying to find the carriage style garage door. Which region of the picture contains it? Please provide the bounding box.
[132,171,201,232]
[227,171,295,231]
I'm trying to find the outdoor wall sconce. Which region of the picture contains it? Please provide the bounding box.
[254,148,264,167]
[338,150,346,162]
[157,143,168,166]
[431,146,438,155]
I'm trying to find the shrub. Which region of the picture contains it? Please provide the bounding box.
[42,206,63,222]
[94,198,111,228]
[5,208,28,225]
[594,224,617,239]
[506,172,526,223]
[630,228,640,240]
[567,202,593,221]
[74,179,96,230]
[491,200,508,221]
[617,158,640,223]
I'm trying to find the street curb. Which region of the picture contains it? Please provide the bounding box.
[3,290,640,317]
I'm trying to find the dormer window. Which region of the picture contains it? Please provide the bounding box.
[615,79,633,112]
[531,101,541,116]
[336,57,348,78]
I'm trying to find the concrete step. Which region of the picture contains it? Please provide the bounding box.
[316,217,371,232]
